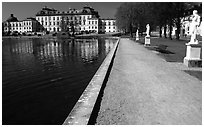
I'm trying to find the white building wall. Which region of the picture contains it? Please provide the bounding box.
[101,19,117,33]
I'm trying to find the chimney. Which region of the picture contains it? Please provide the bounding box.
[11,14,14,17]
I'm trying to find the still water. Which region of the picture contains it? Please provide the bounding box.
[2,37,117,125]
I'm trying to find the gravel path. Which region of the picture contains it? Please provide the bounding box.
[95,38,202,125]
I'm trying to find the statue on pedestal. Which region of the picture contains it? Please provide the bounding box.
[189,10,201,44]
[146,24,150,37]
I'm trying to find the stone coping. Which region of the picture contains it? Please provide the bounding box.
[63,37,120,125]
[185,43,202,47]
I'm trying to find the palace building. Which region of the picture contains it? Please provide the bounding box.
[35,6,101,33]
[3,6,119,35]
[35,6,118,34]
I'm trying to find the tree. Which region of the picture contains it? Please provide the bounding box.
[115,2,201,39]
[115,3,155,38]
[151,2,201,40]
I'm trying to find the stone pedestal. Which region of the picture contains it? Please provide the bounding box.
[136,36,139,41]
[183,43,202,67]
[144,36,150,46]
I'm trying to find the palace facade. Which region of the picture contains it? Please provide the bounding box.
[3,6,119,35]
[35,6,118,33]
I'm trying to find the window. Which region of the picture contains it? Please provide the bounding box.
[50,22,51,25]
[89,21,90,24]
[57,17,59,20]
[95,26,97,29]
[92,21,94,24]
[109,22,111,25]
[53,22,55,25]
[92,26,94,29]
[53,17,55,20]
[45,17,47,20]
[95,21,97,24]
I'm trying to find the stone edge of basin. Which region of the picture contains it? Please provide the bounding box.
[63,37,120,125]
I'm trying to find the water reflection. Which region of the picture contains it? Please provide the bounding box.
[7,38,115,66]
[2,37,117,125]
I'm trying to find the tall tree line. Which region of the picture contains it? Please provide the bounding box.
[115,2,202,40]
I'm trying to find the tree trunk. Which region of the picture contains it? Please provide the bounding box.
[164,25,167,38]
[169,25,172,40]
[176,17,181,40]
[129,24,133,38]
[169,20,173,40]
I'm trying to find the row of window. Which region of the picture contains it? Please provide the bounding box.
[102,22,116,25]
[88,26,97,29]
[37,15,91,22]
[42,21,60,26]
[102,26,116,29]
[5,27,32,30]
[89,21,98,25]
[9,22,32,27]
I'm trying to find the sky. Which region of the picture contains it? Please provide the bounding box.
[2,2,123,21]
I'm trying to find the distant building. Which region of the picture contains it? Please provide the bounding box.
[100,19,118,33]
[3,6,119,35]
[35,6,100,33]
[35,6,119,33]
[3,14,41,34]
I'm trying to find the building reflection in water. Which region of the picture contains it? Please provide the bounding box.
[7,38,116,67]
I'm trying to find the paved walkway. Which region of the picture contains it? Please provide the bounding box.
[95,38,202,125]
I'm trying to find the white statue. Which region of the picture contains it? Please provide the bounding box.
[189,10,200,44]
[146,24,150,37]
[136,29,139,41]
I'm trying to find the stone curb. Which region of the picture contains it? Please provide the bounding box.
[63,37,120,125]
